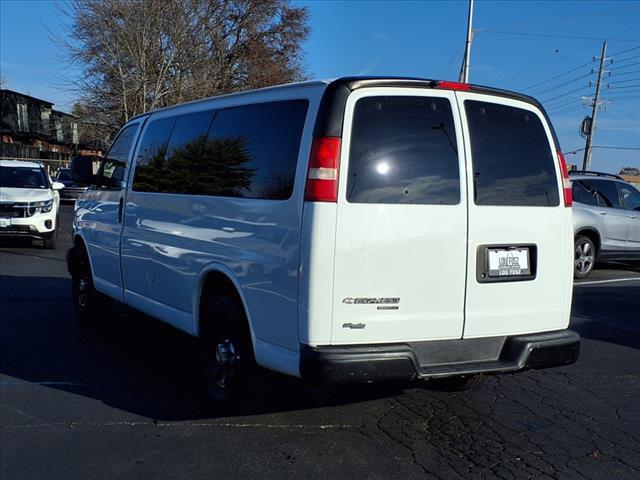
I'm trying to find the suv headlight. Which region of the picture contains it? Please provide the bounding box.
[31,199,53,213]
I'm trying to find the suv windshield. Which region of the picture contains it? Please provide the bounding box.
[56,169,72,182]
[0,166,48,189]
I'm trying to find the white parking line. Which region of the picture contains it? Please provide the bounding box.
[575,277,640,286]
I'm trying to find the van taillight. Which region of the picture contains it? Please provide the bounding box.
[557,151,572,207]
[305,137,341,202]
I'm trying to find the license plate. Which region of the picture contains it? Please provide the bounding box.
[488,248,530,277]
[0,218,10,228]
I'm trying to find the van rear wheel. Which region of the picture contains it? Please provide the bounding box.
[200,294,258,404]
[426,374,488,392]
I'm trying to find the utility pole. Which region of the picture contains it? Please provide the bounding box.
[582,41,608,171]
[459,0,474,83]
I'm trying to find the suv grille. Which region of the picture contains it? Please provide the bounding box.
[0,203,33,218]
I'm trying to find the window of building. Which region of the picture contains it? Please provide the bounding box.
[41,109,51,135]
[55,120,63,142]
[17,103,28,132]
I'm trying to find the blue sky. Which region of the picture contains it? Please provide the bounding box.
[1,0,639,172]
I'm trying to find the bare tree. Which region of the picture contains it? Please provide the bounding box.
[60,0,309,131]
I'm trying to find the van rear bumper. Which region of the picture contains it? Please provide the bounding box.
[299,330,580,384]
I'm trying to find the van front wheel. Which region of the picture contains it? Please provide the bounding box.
[70,246,111,323]
[200,294,258,404]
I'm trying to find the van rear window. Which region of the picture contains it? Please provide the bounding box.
[465,100,559,207]
[347,96,460,205]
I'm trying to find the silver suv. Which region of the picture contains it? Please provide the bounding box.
[571,171,640,279]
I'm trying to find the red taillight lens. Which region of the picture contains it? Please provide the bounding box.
[557,151,572,207]
[305,137,341,202]
[435,81,471,91]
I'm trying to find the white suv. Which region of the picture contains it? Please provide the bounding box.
[0,160,65,249]
[67,77,579,402]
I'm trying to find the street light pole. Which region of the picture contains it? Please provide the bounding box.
[459,0,474,83]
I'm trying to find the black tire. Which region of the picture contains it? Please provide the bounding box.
[200,294,259,404]
[43,231,57,249]
[574,235,596,279]
[70,245,111,323]
[426,374,488,392]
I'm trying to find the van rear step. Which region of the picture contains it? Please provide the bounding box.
[300,330,580,384]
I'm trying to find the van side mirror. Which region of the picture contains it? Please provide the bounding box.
[52,182,65,190]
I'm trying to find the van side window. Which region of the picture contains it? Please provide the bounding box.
[132,117,176,192]
[132,101,307,199]
[347,96,460,205]
[465,101,559,207]
[132,111,213,193]
[98,124,138,190]
[206,100,308,200]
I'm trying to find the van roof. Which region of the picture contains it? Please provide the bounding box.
[128,76,560,149]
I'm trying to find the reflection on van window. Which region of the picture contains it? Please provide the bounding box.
[132,100,308,200]
[100,124,139,189]
[207,100,308,200]
[465,100,559,207]
[347,96,460,205]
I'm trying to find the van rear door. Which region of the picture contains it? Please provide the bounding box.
[457,93,572,338]
[331,88,468,345]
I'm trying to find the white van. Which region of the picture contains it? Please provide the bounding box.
[68,77,579,402]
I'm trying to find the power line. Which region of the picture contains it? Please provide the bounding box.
[480,29,639,42]
[611,62,640,72]
[610,55,640,67]
[523,60,593,91]
[610,70,640,78]
[540,85,592,104]
[530,73,592,97]
[609,79,640,86]
[609,45,640,57]
[565,146,640,154]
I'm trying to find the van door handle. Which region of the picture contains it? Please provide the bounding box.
[118,197,124,223]
[599,211,607,215]
[630,215,638,219]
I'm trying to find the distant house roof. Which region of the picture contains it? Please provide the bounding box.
[0,89,54,107]
[621,174,640,185]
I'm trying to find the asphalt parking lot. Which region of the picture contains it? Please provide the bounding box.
[1,205,639,480]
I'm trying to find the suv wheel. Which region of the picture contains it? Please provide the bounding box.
[200,294,259,404]
[574,235,596,279]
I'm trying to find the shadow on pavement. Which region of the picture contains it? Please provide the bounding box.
[0,275,405,421]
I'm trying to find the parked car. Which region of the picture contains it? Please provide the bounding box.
[0,159,65,248]
[67,76,579,403]
[55,168,89,202]
[571,170,640,279]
